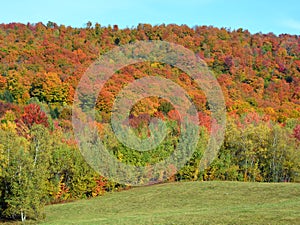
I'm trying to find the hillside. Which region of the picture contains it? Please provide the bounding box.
[0,23,300,222]
[41,181,300,225]
[0,23,300,119]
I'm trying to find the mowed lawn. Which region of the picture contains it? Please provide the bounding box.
[40,181,300,225]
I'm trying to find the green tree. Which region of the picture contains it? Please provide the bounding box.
[0,129,33,221]
[0,125,52,221]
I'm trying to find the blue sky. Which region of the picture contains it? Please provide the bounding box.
[1,0,300,35]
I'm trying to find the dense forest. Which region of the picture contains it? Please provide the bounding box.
[0,22,300,221]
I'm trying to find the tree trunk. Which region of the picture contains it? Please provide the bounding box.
[21,210,26,222]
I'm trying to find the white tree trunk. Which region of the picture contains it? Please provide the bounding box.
[21,210,26,222]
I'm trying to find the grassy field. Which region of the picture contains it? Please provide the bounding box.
[38,181,300,225]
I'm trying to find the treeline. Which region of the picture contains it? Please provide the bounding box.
[0,102,299,221]
[0,22,300,221]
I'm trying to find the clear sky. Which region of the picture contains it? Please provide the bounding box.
[1,0,300,35]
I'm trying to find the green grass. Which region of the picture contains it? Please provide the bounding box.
[39,181,300,225]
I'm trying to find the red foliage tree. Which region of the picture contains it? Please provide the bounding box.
[16,104,49,129]
[198,112,211,131]
[293,124,300,141]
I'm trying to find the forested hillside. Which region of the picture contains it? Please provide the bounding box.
[0,22,299,221]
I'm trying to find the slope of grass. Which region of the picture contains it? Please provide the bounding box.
[41,181,299,225]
